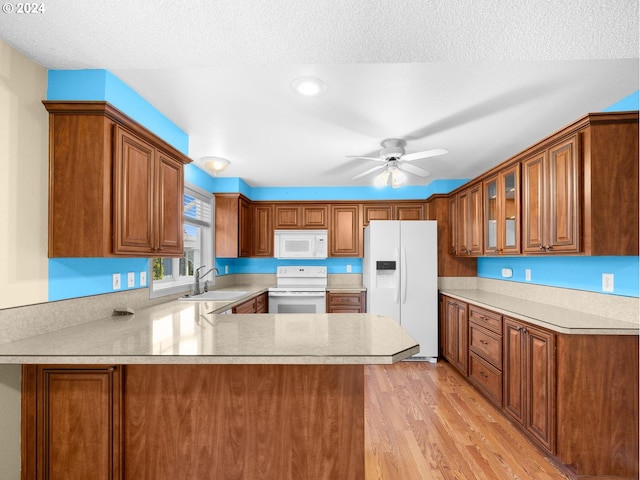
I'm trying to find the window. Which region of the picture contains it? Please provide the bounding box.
[150,183,214,297]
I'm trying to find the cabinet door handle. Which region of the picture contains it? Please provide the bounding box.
[480,340,488,345]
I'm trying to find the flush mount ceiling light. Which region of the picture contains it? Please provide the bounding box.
[202,156,230,175]
[291,76,326,97]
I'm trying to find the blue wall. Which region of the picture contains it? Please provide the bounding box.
[478,256,639,298]
[46,70,639,299]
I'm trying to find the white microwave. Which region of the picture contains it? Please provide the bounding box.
[274,230,328,259]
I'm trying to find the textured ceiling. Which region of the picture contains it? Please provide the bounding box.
[1,0,638,187]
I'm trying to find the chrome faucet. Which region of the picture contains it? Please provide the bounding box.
[194,266,217,295]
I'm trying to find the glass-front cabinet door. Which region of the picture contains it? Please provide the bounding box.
[484,176,498,253]
[484,164,520,254]
[502,165,520,253]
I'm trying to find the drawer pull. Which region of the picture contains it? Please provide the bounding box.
[479,340,488,345]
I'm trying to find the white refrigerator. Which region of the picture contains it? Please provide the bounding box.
[363,220,438,361]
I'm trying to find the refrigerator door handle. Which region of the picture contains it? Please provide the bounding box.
[401,246,408,304]
[394,246,400,304]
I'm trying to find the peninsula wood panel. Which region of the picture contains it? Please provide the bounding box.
[123,364,365,480]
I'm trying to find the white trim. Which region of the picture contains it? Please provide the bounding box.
[149,183,215,299]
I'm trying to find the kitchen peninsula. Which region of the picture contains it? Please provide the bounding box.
[0,297,418,479]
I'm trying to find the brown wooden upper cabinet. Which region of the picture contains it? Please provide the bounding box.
[484,163,520,255]
[448,111,638,257]
[113,126,184,256]
[44,101,191,258]
[252,204,274,257]
[274,204,328,229]
[330,204,361,256]
[456,183,483,256]
[522,136,580,254]
[362,202,425,226]
[215,193,252,258]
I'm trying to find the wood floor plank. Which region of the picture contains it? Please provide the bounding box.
[365,361,569,480]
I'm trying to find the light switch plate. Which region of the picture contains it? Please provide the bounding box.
[602,273,614,292]
[525,269,531,281]
[127,272,135,288]
[501,268,513,278]
[140,271,147,287]
[112,273,121,290]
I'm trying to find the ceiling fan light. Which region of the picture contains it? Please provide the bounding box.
[202,156,230,175]
[391,168,406,188]
[373,169,390,187]
[291,76,326,97]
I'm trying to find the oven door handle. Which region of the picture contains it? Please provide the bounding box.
[268,292,326,297]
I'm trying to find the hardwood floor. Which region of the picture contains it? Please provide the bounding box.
[365,361,569,479]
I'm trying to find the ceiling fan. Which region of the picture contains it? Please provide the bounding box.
[348,138,448,187]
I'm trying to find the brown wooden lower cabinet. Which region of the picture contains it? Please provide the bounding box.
[439,294,639,478]
[23,364,364,480]
[21,364,122,480]
[231,292,268,314]
[326,291,365,313]
[442,296,468,376]
[468,305,503,408]
[503,316,555,452]
[555,334,639,478]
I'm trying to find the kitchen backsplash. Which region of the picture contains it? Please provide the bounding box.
[440,277,638,325]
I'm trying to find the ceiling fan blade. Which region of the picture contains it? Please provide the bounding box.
[346,155,386,162]
[399,148,449,162]
[352,164,386,180]
[397,163,431,178]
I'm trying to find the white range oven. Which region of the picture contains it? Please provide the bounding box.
[268,266,327,314]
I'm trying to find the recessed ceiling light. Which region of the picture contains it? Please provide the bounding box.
[291,76,326,97]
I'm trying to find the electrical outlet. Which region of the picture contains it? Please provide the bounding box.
[347,264,352,273]
[225,265,229,274]
[602,273,614,292]
[127,272,135,288]
[140,271,147,287]
[112,273,121,290]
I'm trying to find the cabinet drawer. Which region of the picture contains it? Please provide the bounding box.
[469,305,502,334]
[330,294,362,306]
[469,352,503,407]
[327,292,365,313]
[469,322,502,368]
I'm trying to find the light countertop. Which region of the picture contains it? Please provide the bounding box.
[0,296,419,364]
[440,289,639,335]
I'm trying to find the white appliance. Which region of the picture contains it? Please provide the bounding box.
[363,221,438,361]
[274,230,328,259]
[268,266,327,314]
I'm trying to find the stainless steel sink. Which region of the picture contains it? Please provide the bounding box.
[179,290,248,301]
